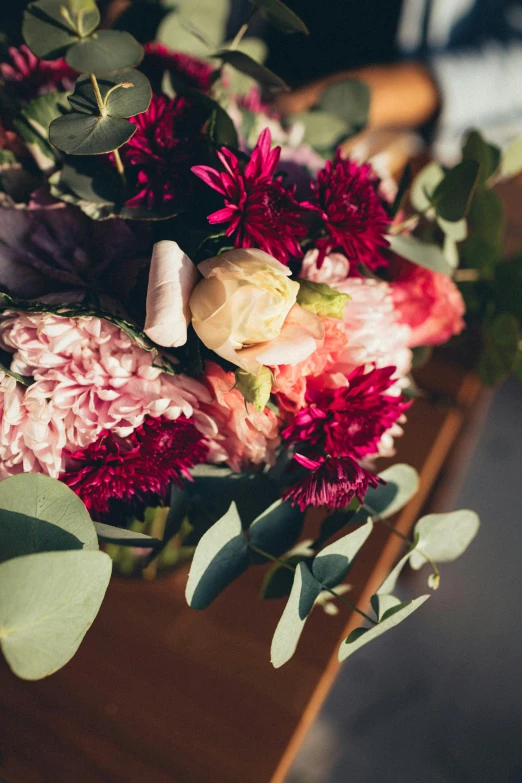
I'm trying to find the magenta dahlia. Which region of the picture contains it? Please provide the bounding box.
[115,94,207,210]
[60,415,208,519]
[283,365,410,462]
[304,150,390,272]
[143,43,214,92]
[0,45,75,102]
[192,128,309,263]
[283,454,381,511]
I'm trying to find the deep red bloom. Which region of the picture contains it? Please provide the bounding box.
[115,94,207,210]
[143,43,214,92]
[60,415,208,519]
[0,45,75,102]
[283,454,381,510]
[192,128,309,263]
[283,365,409,461]
[304,149,390,272]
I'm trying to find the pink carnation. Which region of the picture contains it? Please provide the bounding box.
[200,361,280,471]
[390,258,466,347]
[0,313,214,478]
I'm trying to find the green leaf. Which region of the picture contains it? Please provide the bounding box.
[248,0,310,34]
[23,0,100,60]
[66,31,144,75]
[49,112,136,155]
[261,544,314,599]
[479,312,521,385]
[248,499,304,558]
[432,160,480,222]
[181,88,238,149]
[0,549,111,680]
[14,92,71,171]
[312,498,360,549]
[94,522,162,548]
[461,187,504,271]
[436,217,468,241]
[409,510,480,570]
[234,366,273,412]
[338,595,430,662]
[370,593,402,621]
[500,135,522,179]
[357,464,420,521]
[312,519,373,588]
[386,233,453,276]
[213,50,287,91]
[54,158,123,205]
[185,502,249,610]
[494,256,522,323]
[377,549,416,596]
[0,473,98,560]
[318,79,370,137]
[391,163,413,217]
[68,69,152,118]
[289,110,347,152]
[271,562,322,668]
[462,129,500,184]
[297,280,350,319]
[410,161,444,215]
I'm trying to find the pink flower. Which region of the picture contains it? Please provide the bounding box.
[303,150,390,272]
[0,313,213,477]
[192,128,309,263]
[200,362,280,471]
[283,454,381,510]
[116,94,208,210]
[143,43,214,92]
[60,414,208,519]
[390,258,466,347]
[0,45,75,102]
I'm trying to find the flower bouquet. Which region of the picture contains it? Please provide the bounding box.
[1,0,519,682]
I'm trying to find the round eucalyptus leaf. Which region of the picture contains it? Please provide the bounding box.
[68,69,152,118]
[0,550,111,680]
[270,562,322,669]
[319,79,370,136]
[386,233,453,277]
[0,473,97,554]
[58,158,123,204]
[432,160,480,222]
[50,112,136,155]
[66,31,144,75]
[410,161,444,216]
[410,510,480,570]
[312,519,373,588]
[248,499,304,558]
[23,0,99,60]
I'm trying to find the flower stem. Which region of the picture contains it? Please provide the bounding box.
[112,148,125,178]
[229,6,257,50]
[248,543,378,626]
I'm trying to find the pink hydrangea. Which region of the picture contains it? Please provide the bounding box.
[0,313,215,478]
[200,361,280,472]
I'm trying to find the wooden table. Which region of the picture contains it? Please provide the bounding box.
[0,353,484,783]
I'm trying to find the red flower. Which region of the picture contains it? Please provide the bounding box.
[0,45,75,102]
[304,149,390,272]
[116,94,207,210]
[283,454,381,510]
[143,43,214,92]
[60,415,208,520]
[283,365,409,461]
[192,128,309,263]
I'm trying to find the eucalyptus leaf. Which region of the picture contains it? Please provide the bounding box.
[462,130,500,183]
[386,233,453,276]
[338,595,430,662]
[56,158,123,205]
[356,464,420,522]
[23,0,99,60]
[15,92,71,171]
[49,113,136,155]
[318,79,370,137]
[261,547,314,600]
[436,217,468,242]
[370,592,402,621]
[289,110,348,152]
[377,548,416,596]
[94,522,162,548]
[213,50,287,91]
[409,510,480,570]
[181,88,238,149]
[271,562,322,669]
[185,502,249,610]
[461,187,504,271]
[0,473,98,553]
[432,160,480,222]
[68,69,152,118]
[66,31,144,74]
[500,135,522,179]
[0,549,111,680]
[410,161,444,215]
[479,313,521,385]
[248,499,304,558]
[312,519,373,588]
[248,0,310,34]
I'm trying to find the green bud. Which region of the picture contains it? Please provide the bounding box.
[234,366,273,412]
[296,280,350,319]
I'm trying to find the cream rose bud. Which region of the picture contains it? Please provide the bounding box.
[190,248,323,374]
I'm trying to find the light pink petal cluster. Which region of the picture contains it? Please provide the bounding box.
[0,313,214,477]
[200,362,280,472]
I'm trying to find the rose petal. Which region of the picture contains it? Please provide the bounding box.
[285,304,325,341]
[239,323,318,369]
[144,241,197,348]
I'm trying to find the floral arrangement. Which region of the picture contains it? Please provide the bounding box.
[1,0,520,682]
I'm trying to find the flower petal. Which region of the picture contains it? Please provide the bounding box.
[239,323,318,369]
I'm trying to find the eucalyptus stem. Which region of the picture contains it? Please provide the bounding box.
[248,543,378,626]
[112,148,125,177]
[229,6,257,50]
[363,503,441,586]
[89,73,126,183]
